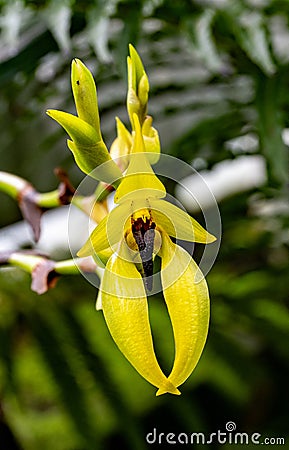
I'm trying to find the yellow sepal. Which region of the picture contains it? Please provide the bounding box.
[77,202,131,256]
[150,199,216,244]
[47,110,122,184]
[114,155,166,203]
[101,244,180,395]
[91,246,113,268]
[46,109,99,146]
[159,232,210,389]
[114,116,166,203]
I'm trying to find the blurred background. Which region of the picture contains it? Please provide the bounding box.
[0,0,288,449]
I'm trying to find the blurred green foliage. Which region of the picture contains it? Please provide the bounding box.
[0,0,288,449]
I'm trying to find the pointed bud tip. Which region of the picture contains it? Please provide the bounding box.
[129,43,140,61]
[72,57,84,67]
[46,109,58,119]
[128,43,135,54]
[71,58,86,83]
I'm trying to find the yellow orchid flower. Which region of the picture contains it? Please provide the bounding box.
[46,45,217,395]
[77,115,216,395]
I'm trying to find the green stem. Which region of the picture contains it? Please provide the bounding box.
[34,190,62,208]
[0,171,68,208]
[8,253,43,273]
[54,259,81,275]
[55,257,101,276]
[0,171,27,198]
[7,253,99,276]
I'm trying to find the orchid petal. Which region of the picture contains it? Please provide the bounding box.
[150,198,216,243]
[92,247,113,267]
[77,202,131,257]
[47,109,122,184]
[159,232,210,390]
[46,110,99,146]
[101,244,180,395]
[115,116,166,203]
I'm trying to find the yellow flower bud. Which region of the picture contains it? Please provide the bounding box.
[127,44,149,127]
[71,58,102,136]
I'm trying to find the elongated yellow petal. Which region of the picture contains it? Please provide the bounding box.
[77,202,131,257]
[150,198,216,243]
[67,140,121,185]
[129,44,149,109]
[47,110,122,184]
[92,247,113,267]
[71,58,101,135]
[127,57,140,128]
[47,110,98,146]
[101,246,180,395]
[77,215,108,257]
[159,233,209,391]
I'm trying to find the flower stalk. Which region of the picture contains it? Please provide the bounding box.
[0,170,75,241]
[0,251,99,295]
